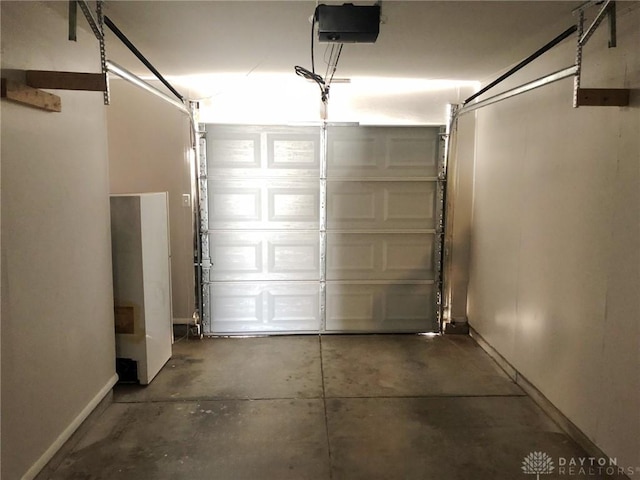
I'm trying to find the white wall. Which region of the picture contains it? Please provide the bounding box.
[457,3,639,468]
[107,80,195,323]
[1,2,117,478]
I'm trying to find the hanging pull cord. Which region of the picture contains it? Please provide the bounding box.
[294,6,344,104]
[295,65,326,97]
[295,45,343,103]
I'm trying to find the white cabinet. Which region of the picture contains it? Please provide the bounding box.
[110,193,173,384]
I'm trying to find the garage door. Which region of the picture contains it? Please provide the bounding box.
[201,124,443,335]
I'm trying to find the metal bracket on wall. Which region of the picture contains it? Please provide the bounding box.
[455,1,627,116]
[71,4,186,108]
[577,0,616,47]
[573,1,628,107]
[96,1,110,105]
[435,124,449,333]
[77,0,103,41]
[197,128,211,331]
[68,0,110,104]
[191,103,206,336]
[68,0,77,41]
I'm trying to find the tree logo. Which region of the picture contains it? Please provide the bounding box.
[522,451,555,479]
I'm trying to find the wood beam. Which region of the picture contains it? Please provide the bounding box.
[576,88,630,106]
[1,78,62,112]
[25,70,107,91]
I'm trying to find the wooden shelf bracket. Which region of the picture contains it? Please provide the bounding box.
[576,88,630,107]
[1,78,62,112]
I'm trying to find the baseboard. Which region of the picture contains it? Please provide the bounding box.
[469,327,621,470]
[468,327,517,381]
[25,373,118,480]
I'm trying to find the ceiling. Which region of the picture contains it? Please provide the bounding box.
[95,1,583,124]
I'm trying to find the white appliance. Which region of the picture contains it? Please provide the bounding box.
[110,193,173,384]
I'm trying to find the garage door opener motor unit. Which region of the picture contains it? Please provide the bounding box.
[317,3,381,43]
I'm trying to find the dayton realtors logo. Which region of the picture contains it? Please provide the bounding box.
[522,451,555,479]
[522,451,639,477]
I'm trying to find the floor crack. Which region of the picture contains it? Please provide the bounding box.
[319,334,333,479]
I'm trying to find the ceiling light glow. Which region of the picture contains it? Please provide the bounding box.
[133,72,479,124]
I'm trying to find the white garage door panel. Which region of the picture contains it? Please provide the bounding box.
[210,231,320,281]
[326,233,435,280]
[327,181,437,230]
[268,134,320,170]
[208,126,320,179]
[327,126,439,178]
[208,179,320,230]
[209,282,321,333]
[325,283,435,332]
[208,134,261,169]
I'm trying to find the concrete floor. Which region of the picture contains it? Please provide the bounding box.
[42,335,622,479]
